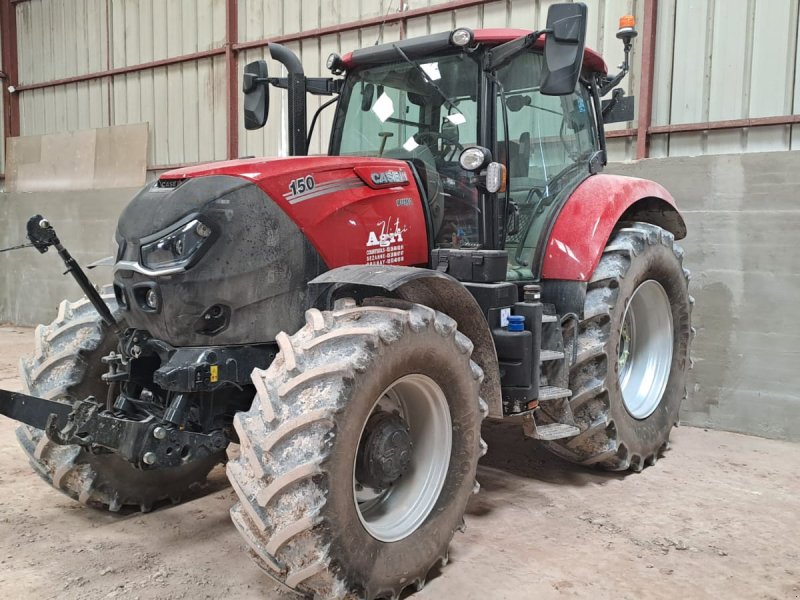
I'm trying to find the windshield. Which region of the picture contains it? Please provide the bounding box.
[334,52,479,157]
[332,52,483,248]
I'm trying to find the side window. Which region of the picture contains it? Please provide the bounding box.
[496,51,596,279]
[496,51,595,189]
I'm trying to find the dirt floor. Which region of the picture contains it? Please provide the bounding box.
[0,325,798,600]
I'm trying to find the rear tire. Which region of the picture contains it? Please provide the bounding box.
[542,222,693,471]
[227,299,486,599]
[16,292,224,512]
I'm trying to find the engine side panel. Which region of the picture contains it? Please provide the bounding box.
[541,174,686,281]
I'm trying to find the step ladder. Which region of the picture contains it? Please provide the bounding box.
[523,310,580,441]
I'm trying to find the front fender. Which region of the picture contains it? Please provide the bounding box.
[308,265,502,418]
[541,174,686,281]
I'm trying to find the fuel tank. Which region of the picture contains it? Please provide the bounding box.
[113,156,429,346]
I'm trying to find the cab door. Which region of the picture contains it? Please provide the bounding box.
[493,50,598,281]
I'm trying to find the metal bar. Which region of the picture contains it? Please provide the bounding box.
[635,0,657,159]
[649,115,800,134]
[14,48,227,92]
[601,115,800,143]
[233,0,500,51]
[0,388,73,431]
[606,128,638,138]
[225,0,239,160]
[399,0,408,41]
[1,0,20,137]
[105,0,113,127]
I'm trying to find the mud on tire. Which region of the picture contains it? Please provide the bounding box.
[227,299,487,599]
[16,291,224,512]
[542,222,693,472]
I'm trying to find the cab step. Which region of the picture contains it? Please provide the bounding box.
[542,314,558,323]
[522,419,580,441]
[538,385,572,402]
[540,350,565,361]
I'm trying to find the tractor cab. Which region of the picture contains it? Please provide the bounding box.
[328,28,606,280]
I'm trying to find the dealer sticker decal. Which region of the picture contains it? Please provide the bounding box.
[366,217,408,265]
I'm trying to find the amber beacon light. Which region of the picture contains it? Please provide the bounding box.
[617,15,638,41]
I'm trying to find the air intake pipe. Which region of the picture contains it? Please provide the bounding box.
[269,43,308,156]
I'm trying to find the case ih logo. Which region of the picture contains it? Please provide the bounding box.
[370,170,409,187]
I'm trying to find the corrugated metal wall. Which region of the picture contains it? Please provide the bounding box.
[9,0,800,168]
[16,0,111,137]
[108,0,228,166]
[648,0,800,159]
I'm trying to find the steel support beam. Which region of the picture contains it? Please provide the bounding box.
[14,48,227,93]
[225,0,239,160]
[635,0,657,159]
[649,114,800,134]
[1,0,20,138]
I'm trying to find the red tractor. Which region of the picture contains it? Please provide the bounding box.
[1,4,691,599]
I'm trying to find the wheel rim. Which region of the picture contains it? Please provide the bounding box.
[353,374,452,542]
[618,280,673,419]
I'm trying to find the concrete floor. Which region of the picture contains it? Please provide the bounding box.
[0,325,798,600]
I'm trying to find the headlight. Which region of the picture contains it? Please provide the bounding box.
[459,146,491,171]
[450,28,474,47]
[140,219,213,271]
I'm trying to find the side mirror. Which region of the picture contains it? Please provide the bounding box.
[540,2,588,96]
[361,83,375,112]
[243,60,269,130]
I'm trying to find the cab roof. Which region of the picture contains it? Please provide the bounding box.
[342,28,607,75]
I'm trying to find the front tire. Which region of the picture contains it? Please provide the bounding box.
[227,299,486,599]
[542,222,692,471]
[16,293,224,512]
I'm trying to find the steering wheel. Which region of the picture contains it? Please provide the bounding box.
[414,131,464,160]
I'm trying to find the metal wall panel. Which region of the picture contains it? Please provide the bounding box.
[111,57,228,166]
[109,0,226,68]
[650,0,800,158]
[19,80,111,136]
[15,0,109,85]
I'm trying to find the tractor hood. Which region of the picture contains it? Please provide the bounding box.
[156,155,430,269]
[158,155,410,188]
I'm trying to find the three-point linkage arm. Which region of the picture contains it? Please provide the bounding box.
[25,214,123,337]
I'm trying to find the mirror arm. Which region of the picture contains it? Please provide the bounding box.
[267,77,341,96]
[589,74,608,167]
[598,40,633,96]
[306,78,344,96]
[485,28,551,72]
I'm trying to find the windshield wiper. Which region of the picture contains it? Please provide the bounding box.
[391,44,462,117]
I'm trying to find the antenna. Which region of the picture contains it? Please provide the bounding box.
[374,0,395,45]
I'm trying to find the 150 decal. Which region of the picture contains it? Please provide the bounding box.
[287,175,316,197]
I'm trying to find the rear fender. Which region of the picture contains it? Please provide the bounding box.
[308,266,502,418]
[541,174,686,281]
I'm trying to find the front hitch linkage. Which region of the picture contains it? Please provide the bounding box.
[25,214,123,337]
